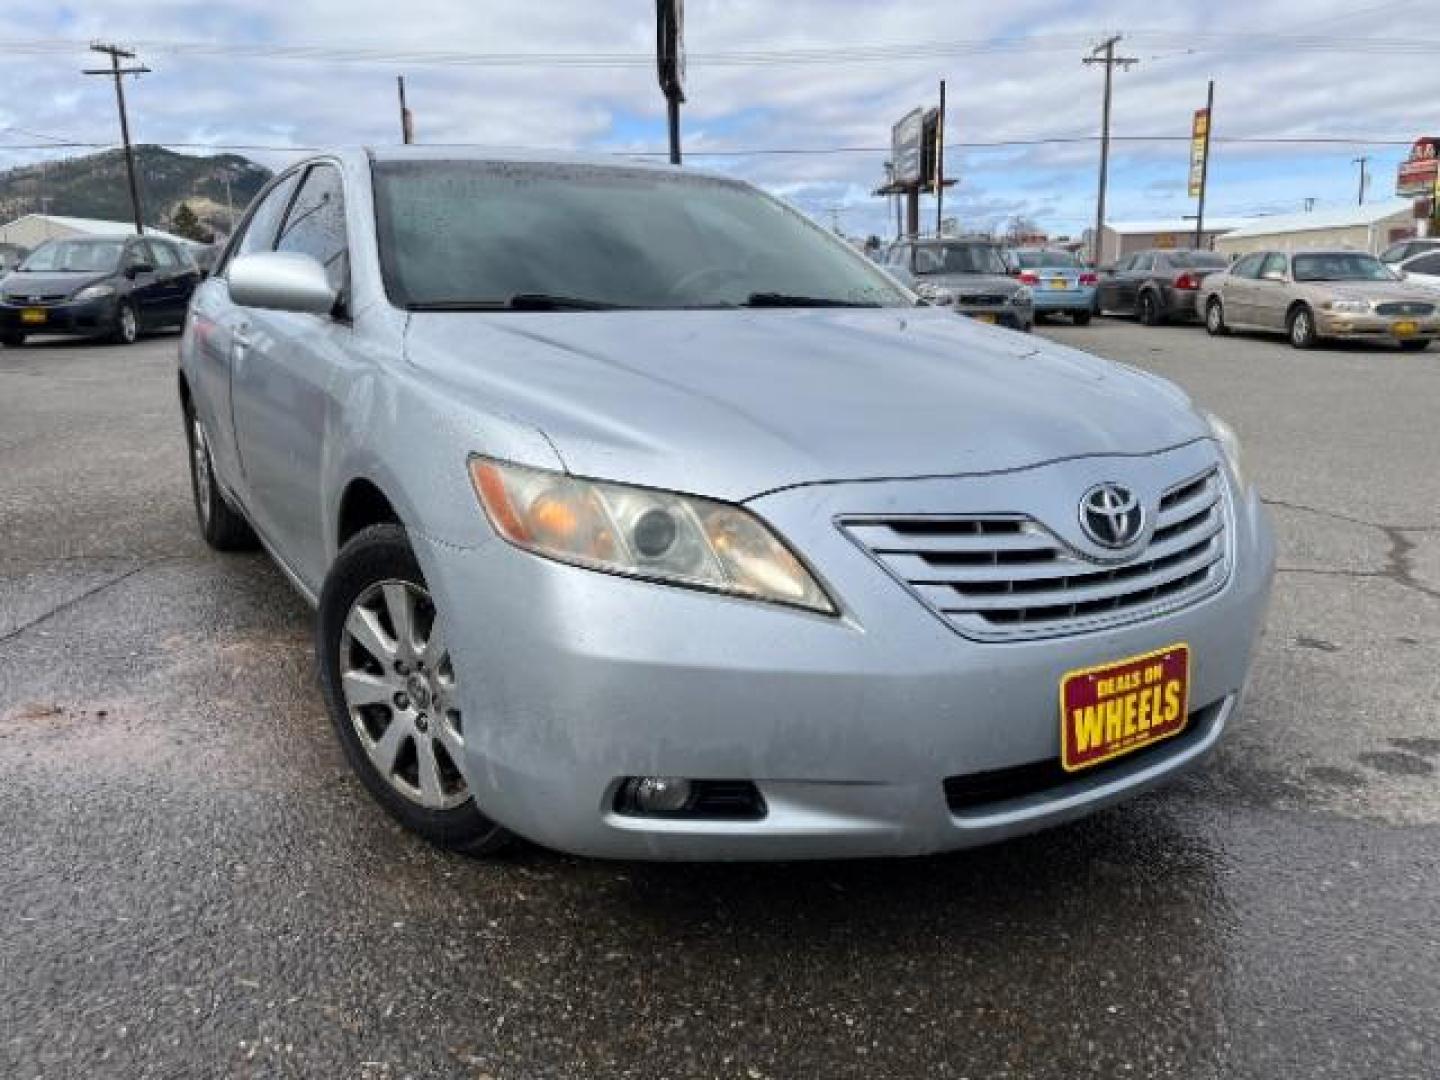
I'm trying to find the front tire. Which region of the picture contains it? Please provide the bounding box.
[1288,305,1318,349]
[317,524,511,855]
[1205,298,1228,336]
[110,300,139,345]
[1072,310,1092,326]
[1399,339,1430,352]
[185,409,257,550]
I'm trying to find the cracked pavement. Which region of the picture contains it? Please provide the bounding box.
[2,325,1438,1079]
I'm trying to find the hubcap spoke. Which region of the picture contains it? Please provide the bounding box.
[419,618,448,668]
[368,716,408,776]
[414,736,446,805]
[381,582,418,660]
[342,669,397,706]
[346,606,396,665]
[436,713,465,759]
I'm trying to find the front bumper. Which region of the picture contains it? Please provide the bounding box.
[1314,311,1440,340]
[0,297,117,336]
[415,447,1274,861]
[955,303,1032,330]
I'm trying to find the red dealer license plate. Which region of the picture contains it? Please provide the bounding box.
[1060,644,1190,772]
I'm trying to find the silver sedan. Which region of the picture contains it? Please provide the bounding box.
[178,148,1274,860]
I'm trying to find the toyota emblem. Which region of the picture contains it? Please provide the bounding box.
[1079,482,1145,549]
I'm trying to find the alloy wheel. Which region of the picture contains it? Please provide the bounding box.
[1206,300,1223,334]
[118,304,138,343]
[339,580,467,810]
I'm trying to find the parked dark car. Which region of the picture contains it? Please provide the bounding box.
[0,235,201,347]
[1095,249,1229,325]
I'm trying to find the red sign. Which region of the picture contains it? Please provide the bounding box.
[1060,645,1190,772]
[1397,157,1439,198]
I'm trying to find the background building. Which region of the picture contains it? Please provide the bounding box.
[1214,201,1414,257]
[1087,218,1243,265]
[0,213,192,250]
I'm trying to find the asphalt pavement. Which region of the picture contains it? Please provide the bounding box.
[1,320,1437,1079]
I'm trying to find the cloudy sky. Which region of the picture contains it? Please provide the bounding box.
[0,0,1429,239]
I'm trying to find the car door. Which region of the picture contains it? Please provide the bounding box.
[121,240,164,327]
[1220,253,1264,327]
[228,161,352,589]
[1251,252,1291,331]
[1096,254,1131,312]
[144,240,186,325]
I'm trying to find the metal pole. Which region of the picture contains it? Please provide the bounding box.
[667,97,681,165]
[1084,36,1136,266]
[934,79,946,236]
[1194,79,1214,250]
[398,76,414,144]
[85,43,149,235]
[1352,156,1369,206]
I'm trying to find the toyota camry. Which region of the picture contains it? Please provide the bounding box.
[178,148,1274,860]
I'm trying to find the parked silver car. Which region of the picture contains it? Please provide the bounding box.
[179,148,1274,860]
[1198,249,1439,350]
[881,238,1034,330]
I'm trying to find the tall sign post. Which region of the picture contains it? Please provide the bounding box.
[655,0,685,165]
[1189,81,1214,250]
[934,80,946,236]
[876,103,953,238]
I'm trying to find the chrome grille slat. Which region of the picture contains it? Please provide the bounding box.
[841,467,1229,641]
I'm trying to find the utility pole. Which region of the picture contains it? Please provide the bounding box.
[934,79,946,237]
[397,76,415,144]
[1083,35,1137,266]
[1192,80,1214,251]
[1352,156,1370,205]
[84,42,150,235]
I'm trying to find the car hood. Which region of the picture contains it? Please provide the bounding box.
[1,270,111,299]
[915,272,1021,293]
[404,307,1206,502]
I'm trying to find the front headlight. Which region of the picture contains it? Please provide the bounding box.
[1204,412,1248,493]
[73,284,116,302]
[914,282,953,305]
[1322,299,1369,314]
[469,458,837,614]
[1010,286,1033,305]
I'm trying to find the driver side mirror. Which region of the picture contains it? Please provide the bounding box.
[227,251,338,314]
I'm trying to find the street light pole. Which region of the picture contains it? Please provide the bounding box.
[84,42,150,235]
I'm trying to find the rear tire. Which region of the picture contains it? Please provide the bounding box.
[1288,305,1318,349]
[317,524,512,856]
[1138,290,1163,326]
[1072,310,1092,326]
[185,407,257,551]
[1205,298,1228,336]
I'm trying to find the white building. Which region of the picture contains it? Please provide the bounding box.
[1214,201,1414,258]
[1090,218,1244,265]
[0,213,192,251]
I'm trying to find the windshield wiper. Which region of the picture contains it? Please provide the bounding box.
[407,294,631,312]
[742,292,882,308]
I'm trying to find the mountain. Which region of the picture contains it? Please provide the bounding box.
[0,145,272,240]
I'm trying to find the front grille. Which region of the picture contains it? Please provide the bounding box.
[956,293,1006,306]
[1375,301,1435,317]
[2,293,68,306]
[842,468,1229,641]
[943,699,1223,814]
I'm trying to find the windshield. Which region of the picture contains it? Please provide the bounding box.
[19,240,125,274]
[371,160,910,310]
[913,243,1007,276]
[1164,251,1227,269]
[1292,253,1395,282]
[1011,250,1079,269]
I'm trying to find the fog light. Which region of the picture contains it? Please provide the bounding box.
[631,776,692,813]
